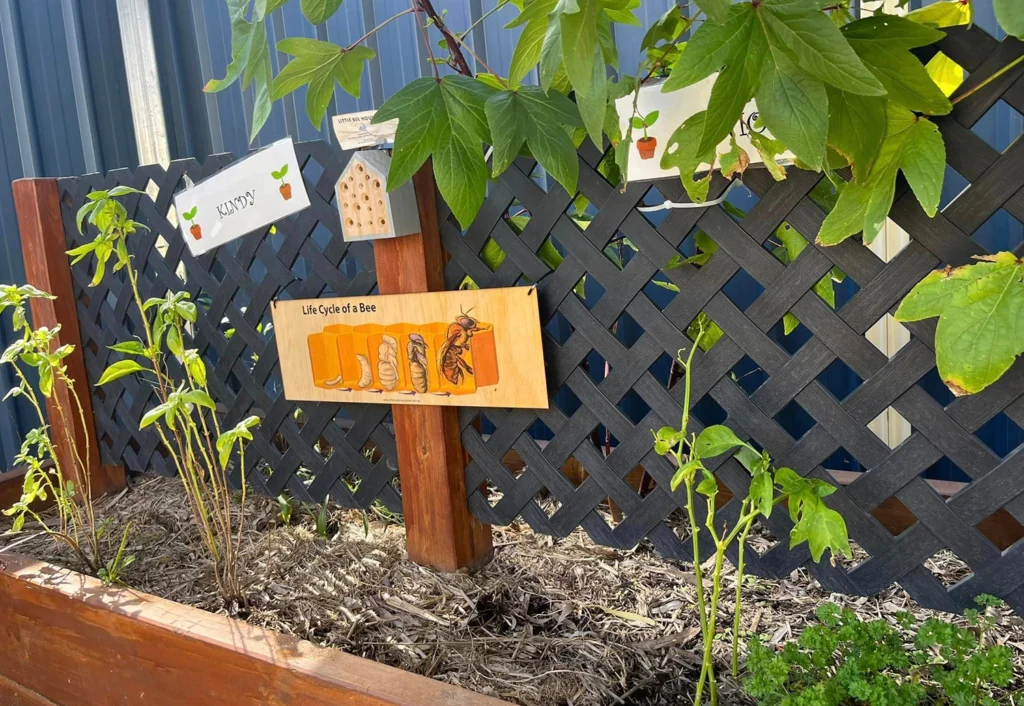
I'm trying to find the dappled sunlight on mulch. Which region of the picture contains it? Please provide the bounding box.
[2,475,1022,705]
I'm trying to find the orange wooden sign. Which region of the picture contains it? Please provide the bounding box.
[270,288,549,409]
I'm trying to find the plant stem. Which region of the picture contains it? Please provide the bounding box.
[459,0,509,39]
[951,54,1024,106]
[733,516,754,678]
[696,545,726,705]
[416,0,473,77]
[345,8,415,51]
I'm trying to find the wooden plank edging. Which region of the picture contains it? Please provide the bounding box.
[0,553,510,706]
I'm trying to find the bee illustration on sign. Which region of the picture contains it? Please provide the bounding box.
[182,207,201,240]
[272,164,292,200]
[306,313,499,396]
[439,310,484,386]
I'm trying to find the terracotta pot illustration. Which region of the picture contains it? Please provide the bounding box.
[637,137,657,160]
[280,183,293,200]
[190,224,203,240]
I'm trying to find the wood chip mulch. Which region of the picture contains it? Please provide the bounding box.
[2,475,1022,705]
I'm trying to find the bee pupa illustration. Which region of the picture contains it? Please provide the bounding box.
[407,333,429,393]
[377,335,399,390]
[356,354,372,388]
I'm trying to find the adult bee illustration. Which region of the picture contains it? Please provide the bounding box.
[407,333,429,393]
[438,310,487,385]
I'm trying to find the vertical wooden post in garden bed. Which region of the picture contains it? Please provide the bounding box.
[12,178,125,497]
[372,162,493,572]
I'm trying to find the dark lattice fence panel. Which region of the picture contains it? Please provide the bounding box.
[57,142,401,513]
[447,25,1024,614]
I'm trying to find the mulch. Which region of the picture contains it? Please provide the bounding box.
[2,474,1022,705]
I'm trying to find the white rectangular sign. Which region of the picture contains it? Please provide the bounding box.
[615,77,794,183]
[173,138,310,256]
[332,110,398,150]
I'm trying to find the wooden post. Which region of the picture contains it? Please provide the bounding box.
[372,162,493,572]
[12,178,125,498]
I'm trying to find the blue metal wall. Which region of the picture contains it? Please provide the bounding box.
[0,0,138,469]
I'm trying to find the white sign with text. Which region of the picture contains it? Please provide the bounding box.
[615,77,794,183]
[173,138,310,256]
[332,110,398,150]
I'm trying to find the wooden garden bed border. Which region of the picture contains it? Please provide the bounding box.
[0,552,509,706]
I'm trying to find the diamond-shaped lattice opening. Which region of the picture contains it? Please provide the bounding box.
[619,388,651,425]
[545,308,574,345]
[575,272,603,309]
[534,488,563,519]
[314,433,335,463]
[973,411,1024,458]
[977,508,1024,550]
[748,516,780,552]
[818,358,863,402]
[650,352,678,392]
[686,312,723,350]
[560,455,587,488]
[872,495,917,537]
[919,367,956,407]
[480,237,506,273]
[971,208,1024,253]
[971,98,1024,153]
[723,268,764,312]
[693,392,728,428]
[603,236,635,270]
[826,445,867,473]
[866,313,910,357]
[553,383,582,417]
[674,224,715,267]
[920,456,969,484]
[645,274,680,309]
[868,407,911,449]
[724,181,760,220]
[730,355,768,395]
[610,309,641,342]
[586,350,611,384]
[775,400,814,442]
[769,314,810,353]
[926,550,973,588]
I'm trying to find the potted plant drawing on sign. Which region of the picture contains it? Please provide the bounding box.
[632,109,659,159]
[182,206,201,240]
[272,164,291,200]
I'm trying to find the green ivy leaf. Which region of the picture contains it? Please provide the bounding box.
[696,468,719,497]
[843,16,951,116]
[300,0,343,25]
[558,0,602,95]
[485,87,582,196]
[697,19,766,156]
[895,252,1024,395]
[272,39,375,128]
[825,87,886,181]
[109,341,146,356]
[749,471,774,518]
[694,424,747,458]
[748,131,788,181]
[756,65,827,171]
[819,106,944,246]
[790,494,852,563]
[695,0,731,25]
[996,0,1024,39]
[204,3,273,141]
[663,4,753,92]
[660,111,715,203]
[577,51,609,149]
[757,5,885,97]
[374,76,497,228]
[97,360,147,386]
[507,0,557,88]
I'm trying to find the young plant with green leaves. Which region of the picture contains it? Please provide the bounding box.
[744,597,1016,706]
[69,188,261,603]
[0,285,118,574]
[657,321,852,705]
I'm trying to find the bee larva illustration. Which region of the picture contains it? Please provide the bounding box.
[377,335,399,391]
[356,354,372,388]
[324,374,344,388]
[407,333,428,393]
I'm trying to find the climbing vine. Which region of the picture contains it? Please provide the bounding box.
[210,0,1024,395]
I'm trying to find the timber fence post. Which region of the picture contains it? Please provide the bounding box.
[372,162,493,572]
[13,178,125,497]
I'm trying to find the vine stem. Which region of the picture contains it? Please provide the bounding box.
[416,0,474,77]
[732,516,754,677]
[345,8,415,52]
[460,0,509,39]
[951,54,1024,106]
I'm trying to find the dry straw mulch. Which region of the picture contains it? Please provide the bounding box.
[2,475,1022,705]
